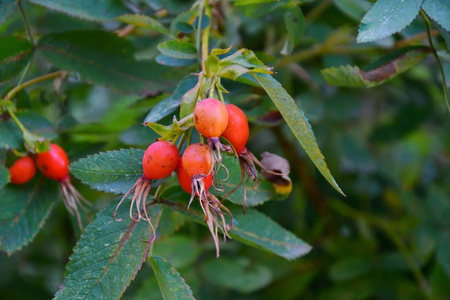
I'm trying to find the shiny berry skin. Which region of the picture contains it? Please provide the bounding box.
[36,144,70,181]
[221,104,249,154]
[143,141,180,180]
[194,98,229,138]
[177,159,213,194]
[182,143,212,177]
[9,156,36,185]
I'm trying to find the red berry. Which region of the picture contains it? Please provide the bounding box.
[177,159,212,194]
[143,141,180,180]
[9,156,36,185]
[194,98,229,138]
[182,143,212,177]
[222,104,249,154]
[36,144,69,181]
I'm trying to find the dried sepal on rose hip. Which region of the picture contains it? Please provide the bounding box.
[194,98,230,187]
[114,140,179,239]
[36,143,90,229]
[222,104,287,213]
[179,143,233,258]
[9,155,36,185]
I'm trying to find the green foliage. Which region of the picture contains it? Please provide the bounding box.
[321,46,431,87]
[55,201,162,300]
[422,0,450,31]
[161,187,312,260]
[38,30,182,95]
[26,0,128,21]
[1,0,449,299]
[201,257,273,293]
[70,149,145,195]
[0,178,58,254]
[357,0,423,43]
[254,73,344,195]
[0,36,33,83]
[150,256,194,300]
[0,0,15,25]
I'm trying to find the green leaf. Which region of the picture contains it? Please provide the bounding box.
[0,0,15,25]
[0,36,34,83]
[116,14,170,35]
[0,110,57,150]
[201,257,273,293]
[179,79,200,119]
[0,164,9,188]
[149,256,195,300]
[0,178,58,254]
[153,235,201,269]
[38,30,182,95]
[155,54,198,67]
[321,46,430,88]
[212,155,275,207]
[357,0,423,43]
[282,6,305,55]
[157,40,198,61]
[234,0,289,17]
[144,75,198,124]
[26,0,128,22]
[55,201,163,299]
[70,148,145,195]
[430,19,450,52]
[220,49,272,73]
[422,0,450,31]
[161,187,312,260]
[334,0,371,21]
[253,73,344,195]
[170,10,197,36]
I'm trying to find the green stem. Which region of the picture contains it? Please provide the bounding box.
[177,133,186,151]
[209,77,216,98]
[171,133,182,145]
[420,10,450,113]
[18,0,35,46]
[154,185,163,200]
[5,71,62,102]
[201,1,211,72]
[6,106,26,133]
[196,3,204,55]
[186,127,193,146]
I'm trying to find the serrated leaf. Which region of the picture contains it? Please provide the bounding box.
[38,30,182,95]
[234,0,289,17]
[321,46,430,87]
[116,14,170,35]
[0,164,9,188]
[357,0,423,43]
[144,75,198,124]
[150,256,195,300]
[212,155,275,206]
[0,110,57,150]
[253,73,344,196]
[0,178,58,254]
[201,257,273,293]
[55,200,163,299]
[161,187,312,260]
[422,0,450,31]
[26,0,128,22]
[70,148,145,195]
[157,41,198,60]
[0,0,15,25]
[0,36,33,83]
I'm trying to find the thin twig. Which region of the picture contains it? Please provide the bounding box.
[5,71,62,101]
[420,9,450,113]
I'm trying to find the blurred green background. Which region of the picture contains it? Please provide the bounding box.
[1,1,449,299]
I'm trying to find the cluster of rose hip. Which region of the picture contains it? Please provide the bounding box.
[116,98,266,257]
[8,144,89,228]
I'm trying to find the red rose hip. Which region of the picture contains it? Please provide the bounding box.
[9,156,36,185]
